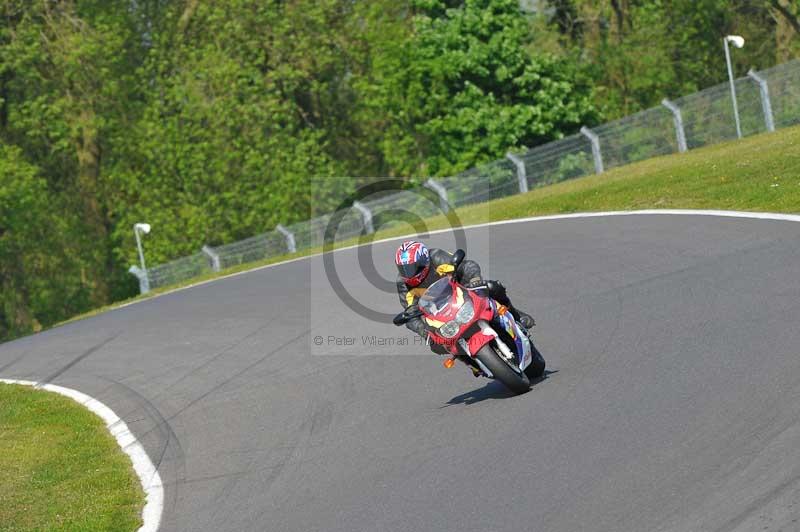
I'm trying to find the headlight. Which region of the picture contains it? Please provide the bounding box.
[455,300,474,324]
[439,320,461,338]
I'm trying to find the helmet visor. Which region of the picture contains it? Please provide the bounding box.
[398,262,426,279]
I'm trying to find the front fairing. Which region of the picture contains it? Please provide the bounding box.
[420,278,486,352]
[419,277,460,325]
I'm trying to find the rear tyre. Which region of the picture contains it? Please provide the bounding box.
[524,342,546,380]
[475,344,530,394]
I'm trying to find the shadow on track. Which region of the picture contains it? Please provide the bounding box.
[444,370,557,406]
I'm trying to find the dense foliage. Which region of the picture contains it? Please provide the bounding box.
[1,0,797,340]
[367,0,598,176]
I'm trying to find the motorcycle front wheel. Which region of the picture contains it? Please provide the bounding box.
[524,342,546,380]
[475,344,530,394]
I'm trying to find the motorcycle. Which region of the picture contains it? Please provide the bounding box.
[393,250,545,394]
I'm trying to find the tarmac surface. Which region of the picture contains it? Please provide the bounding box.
[3,213,800,532]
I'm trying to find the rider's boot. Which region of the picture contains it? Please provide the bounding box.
[484,280,535,329]
[508,306,535,329]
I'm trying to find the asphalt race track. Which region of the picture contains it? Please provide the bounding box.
[3,213,800,532]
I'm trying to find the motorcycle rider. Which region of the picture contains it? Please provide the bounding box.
[395,240,535,353]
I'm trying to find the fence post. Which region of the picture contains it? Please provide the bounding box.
[201,245,221,272]
[352,201,375,234]
[424,179,449,212]
[128,265,150,294]
[580,126,604,174]
[505,152,529,193]
[276,224,297,254]
[661,99,688,153]
[747,69,776,133]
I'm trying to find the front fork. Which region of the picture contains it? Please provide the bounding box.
[455,320,519,378]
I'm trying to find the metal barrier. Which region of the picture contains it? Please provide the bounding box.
[210,231,288,270]
[133,59,800,292]
[145,252,211,290]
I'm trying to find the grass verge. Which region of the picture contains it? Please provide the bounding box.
[59,123,800,326]
[0,383,143,532]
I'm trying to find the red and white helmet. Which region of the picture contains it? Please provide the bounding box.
[395,240,430,287]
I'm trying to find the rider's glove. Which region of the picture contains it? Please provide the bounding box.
[464,277,485,289]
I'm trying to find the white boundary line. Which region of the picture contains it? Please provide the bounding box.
[0,379,163,532]
[109,209,800,310]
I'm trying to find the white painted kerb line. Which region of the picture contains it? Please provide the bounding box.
[0,378,163,532]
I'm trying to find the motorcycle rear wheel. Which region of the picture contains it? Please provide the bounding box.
[475,344,530,394]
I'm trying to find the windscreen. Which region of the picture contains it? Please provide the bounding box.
[418,278,454,316]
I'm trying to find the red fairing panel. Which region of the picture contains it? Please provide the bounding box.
[467,330,495,356]
[420,279,497,356]
[465,295,496,356]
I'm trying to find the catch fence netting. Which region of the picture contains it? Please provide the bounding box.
[593,105,678,169]
[438,158,520,208]
[760,59,800,129]
[521,133,595,188]
[147,253,212,290]
[212,231,288,270]
[288,209,365,251]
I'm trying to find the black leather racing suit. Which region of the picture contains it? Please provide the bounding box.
[396,248,520,342]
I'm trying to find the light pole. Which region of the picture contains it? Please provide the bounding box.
[130,223,151,293]
[134,223,151,271]
[724,35,745,139]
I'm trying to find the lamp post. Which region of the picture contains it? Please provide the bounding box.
[130,223,152,294]
[724,35,745,139]
[133,223,151,272]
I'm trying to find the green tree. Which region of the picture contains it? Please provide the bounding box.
[111,0,351,265]
[1,0,146,304]
[366,0,598,177]
[542,0,790,118]
[0,146,84,338]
